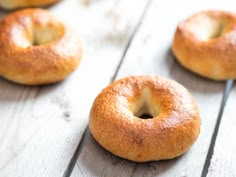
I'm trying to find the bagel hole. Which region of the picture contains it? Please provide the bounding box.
[188,15,227,40]
[209,22,226,39]
[134,104,156,119]
[139,113,153,119]
[30,24,63,46]
[133,88,159,120]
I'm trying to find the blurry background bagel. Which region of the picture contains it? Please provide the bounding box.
[0,0,61,10]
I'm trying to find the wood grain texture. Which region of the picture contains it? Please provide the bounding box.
[71,133,136,177]
[0,0,149,176]
[207,83,236,177]
[71,0,236,176]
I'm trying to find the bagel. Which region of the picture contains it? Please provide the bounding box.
[0,0,60,10]
[89,76,201,162]
[172,10,236,80]
[0,8,82,85]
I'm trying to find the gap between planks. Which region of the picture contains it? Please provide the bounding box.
[110,0,152,82]
[62,1,152,177]
[63,126,90,177]
[65,1,235,176]
[201,80,234,177]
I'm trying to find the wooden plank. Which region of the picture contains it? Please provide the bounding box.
[206,83,236,177]
[0,0,149,176]
[71,133,136,177]
[71,0,236,176]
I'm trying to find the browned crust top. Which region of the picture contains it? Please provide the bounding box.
[172,10,236,80]
[0,8,82,85]
[89,76,201,162]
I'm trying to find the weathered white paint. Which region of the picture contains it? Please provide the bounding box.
[207,84,236,177]
[71,0,236,176]
[0,0,149,176]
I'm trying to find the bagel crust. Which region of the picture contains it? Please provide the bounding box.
[172,10,236,80]
[89,76,201,162]
[0,0,60,10]
[0,8,82,85]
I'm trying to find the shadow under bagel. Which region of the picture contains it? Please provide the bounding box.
[166,48,225,93]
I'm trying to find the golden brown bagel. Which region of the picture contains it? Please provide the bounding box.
[0,0,60,10]
[89,76,201,162]
[172,10,236,80]
[0,8,82,85]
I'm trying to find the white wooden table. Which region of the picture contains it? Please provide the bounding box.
[0,0,235,176]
